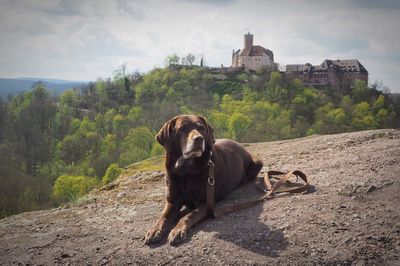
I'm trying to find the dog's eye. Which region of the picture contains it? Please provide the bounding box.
[197,124,206,131]
[179,124,188,131]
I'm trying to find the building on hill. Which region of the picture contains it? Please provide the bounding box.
[229,32,368,89]
[285,59,368,89]
[232,32,275,71]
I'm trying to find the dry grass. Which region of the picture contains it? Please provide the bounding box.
[123,156,164,178]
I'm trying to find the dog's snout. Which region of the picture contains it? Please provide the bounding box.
[193,135,203,143]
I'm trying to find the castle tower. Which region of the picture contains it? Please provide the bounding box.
[244,32,253,49]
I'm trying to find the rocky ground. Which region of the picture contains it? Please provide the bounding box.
[1,129,399,265]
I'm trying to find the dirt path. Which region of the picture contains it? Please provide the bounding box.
[1,129,399,265]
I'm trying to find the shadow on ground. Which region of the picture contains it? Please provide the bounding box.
[207,203,288,257]
[181,180,290,256]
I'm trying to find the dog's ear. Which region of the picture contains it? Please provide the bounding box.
[155,117,176,151]
[199,116,215,148]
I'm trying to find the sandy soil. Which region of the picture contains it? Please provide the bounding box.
[0,129,399,265]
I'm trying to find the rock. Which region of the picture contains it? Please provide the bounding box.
[1,129,400,265]
[60,253,70,258]
[367,185,377,193]
[100,257,109,265]
[310,251,318,257]
[117,192,126,198]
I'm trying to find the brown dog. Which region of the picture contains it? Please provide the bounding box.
[144,115,263,245]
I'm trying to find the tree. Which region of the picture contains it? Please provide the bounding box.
[228,113,252,141]
[164,53,180,66]
[352,101,378,130]
[351,79,370,103]
[52,175,97,203]
[290,87,318,123]
[209,111,231,139]
[102,163,123,184]
[112,114,129,140]
[373,95,385,113]
[0,98,6,144]
[265,71,288,103]
[184,53,196,66]
[119,127,155,166]
[60,134,88,165]
[9,86,56,175]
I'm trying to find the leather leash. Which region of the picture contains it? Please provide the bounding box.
[206,160,311,218]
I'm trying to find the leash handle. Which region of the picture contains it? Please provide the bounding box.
[207,168,311,218]
[258,170,311,195]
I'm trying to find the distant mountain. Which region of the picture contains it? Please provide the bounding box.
[0,77,88,99]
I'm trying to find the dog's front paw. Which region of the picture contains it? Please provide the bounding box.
[144,228,163,244]
[168,227,187,245]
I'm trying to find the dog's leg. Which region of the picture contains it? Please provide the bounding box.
[144,201,180,244]
[245,159,263,182]
[168,204,207,245]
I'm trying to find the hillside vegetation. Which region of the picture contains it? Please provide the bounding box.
[0,78,86,99]
[0,65,399,218]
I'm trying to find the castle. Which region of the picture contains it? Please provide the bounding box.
[285,59,368,89]
[231,32,275,71]
[231,33,368,89]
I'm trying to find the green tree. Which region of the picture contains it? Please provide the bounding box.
[265,71,287,103]
[352,102,378,130]
[102,163,123,185]
[119,127,155,166]
[164,53,180,66]
[8,86,56,175]
[351,80,370,103]
[228,113,252,141]
[52,175,97,203]
[112,114,129,140]
[60,134,88,165]
[0,98,6,144]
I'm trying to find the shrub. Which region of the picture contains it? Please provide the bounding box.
[52,175,97,203]
[102,163,123,185]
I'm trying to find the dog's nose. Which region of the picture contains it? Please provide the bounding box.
[193,135,204,143]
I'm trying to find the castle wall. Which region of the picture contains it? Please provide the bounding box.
[341,72,368,88]
[232,52,240,68]
[286,70,368,89]
[239,55,273,71]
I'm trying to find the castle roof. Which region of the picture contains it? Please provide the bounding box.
[321,59,368,73]
[286,63,313,73]
[286,59,368,74]
[240,45,274,60]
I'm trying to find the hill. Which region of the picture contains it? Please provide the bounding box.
[1,129,399,265]
[0,77,87,99]
[1,66,399,220]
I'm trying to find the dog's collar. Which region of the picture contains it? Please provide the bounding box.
[207,151,215,186]
[207,150,213,164]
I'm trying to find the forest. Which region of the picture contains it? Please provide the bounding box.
[0,63,399,218]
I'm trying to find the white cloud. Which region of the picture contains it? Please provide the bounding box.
[0,0,399,92]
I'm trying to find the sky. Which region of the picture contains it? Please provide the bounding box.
[0,0,400,92]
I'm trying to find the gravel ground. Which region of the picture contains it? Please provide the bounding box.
[0,129,399,265]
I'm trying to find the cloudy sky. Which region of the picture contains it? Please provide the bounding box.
[1,0,400,92]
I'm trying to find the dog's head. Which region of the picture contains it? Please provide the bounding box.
[156,115,215,158]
